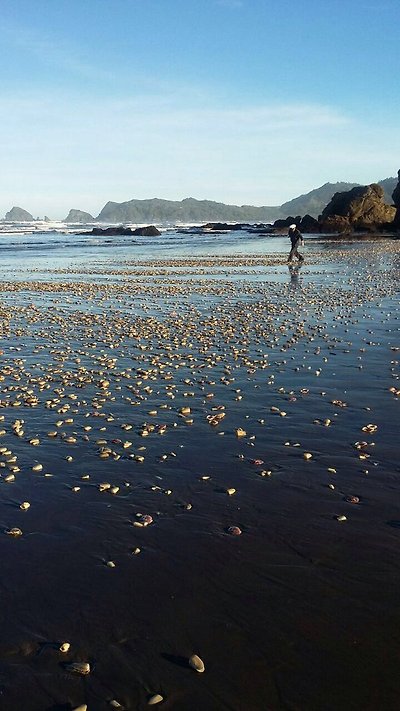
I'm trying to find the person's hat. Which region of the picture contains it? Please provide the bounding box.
[289,224,296,229]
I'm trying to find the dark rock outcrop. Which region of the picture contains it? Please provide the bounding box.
[392,170,400,228]
[4,206,34,221]
[319,215,351,234]
[132,226,161,236]
[320,184,396,232]
[298,214,320,232]
[80,225,161,237]
[203,222,249,231]
[64,209,95,223]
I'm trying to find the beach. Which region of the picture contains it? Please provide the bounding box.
[0,229,399,711]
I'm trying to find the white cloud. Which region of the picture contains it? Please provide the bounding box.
[2,23,115,82]
[0,92,398,217]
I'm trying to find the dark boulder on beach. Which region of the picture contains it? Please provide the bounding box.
[203,222,250,231]
[131,225,161,236]
[298,214,320,232]
[319,215,352,234]
[81,226,135,236]
[272,216,300,230]
[80,225,161,237]
[4,206,34,221]
[319,183,396,232]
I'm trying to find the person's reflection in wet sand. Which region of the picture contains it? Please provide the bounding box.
[288,262,303,290]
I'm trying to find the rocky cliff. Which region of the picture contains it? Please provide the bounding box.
[392,170,400,228]
[4,206,34,221]
[319,184,396,232]
[64,209,95,223]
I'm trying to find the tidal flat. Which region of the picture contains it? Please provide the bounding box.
[0,232,399,711]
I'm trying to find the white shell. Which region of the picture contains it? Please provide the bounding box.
[189,653,205,672]
[67,661,90,675]
[148,694,164,705]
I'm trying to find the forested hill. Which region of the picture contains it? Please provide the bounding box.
[94,178,396,223]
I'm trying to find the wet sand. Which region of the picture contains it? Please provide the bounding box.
[0,239,399,710]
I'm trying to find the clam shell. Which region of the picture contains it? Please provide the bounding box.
[6,527,22,536]
[189,653,205,672]
[148,694,164,705]
[66,661,90,675]
[227,526,242,536]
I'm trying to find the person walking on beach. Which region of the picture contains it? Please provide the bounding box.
[287,224,304,263]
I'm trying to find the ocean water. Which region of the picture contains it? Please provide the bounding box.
[0,228,317,273]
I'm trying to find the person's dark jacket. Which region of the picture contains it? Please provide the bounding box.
[289,228,303,246]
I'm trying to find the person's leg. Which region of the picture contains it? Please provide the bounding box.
[288,245,295,262]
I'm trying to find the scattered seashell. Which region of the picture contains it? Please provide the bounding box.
[66,661,91,675]
[6,527,23,536]
[59,642,71,653]
[303,452,313,460]
[226,487,236,495]
[72,705,88,711]
[345,495,360,504]
[336,515,347,522]
[19,501,30,510]
[110,700,124,709]
[148,694,164,705]
[227,526,242,536]
[189,653,205,672]
[235,427,246,437]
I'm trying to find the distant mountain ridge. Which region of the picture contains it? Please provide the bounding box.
[96,196,280,223]
[2,177,397,223]
[93,178,397,223]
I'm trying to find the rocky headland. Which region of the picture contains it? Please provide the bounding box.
[249,175,400,236]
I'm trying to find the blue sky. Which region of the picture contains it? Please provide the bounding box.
[0,0,399,218]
